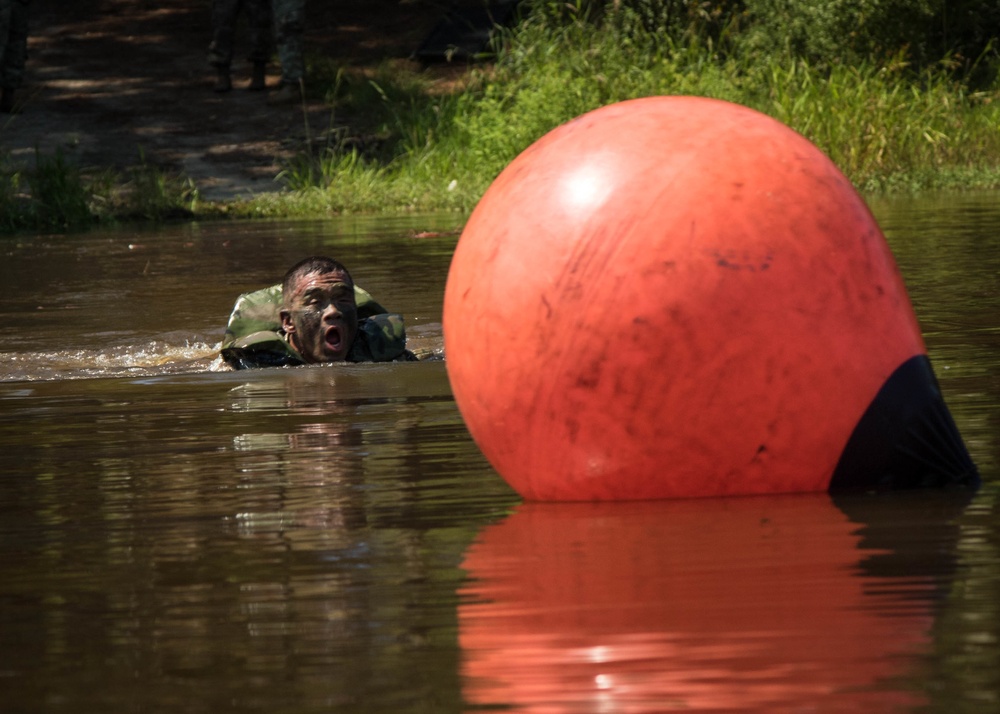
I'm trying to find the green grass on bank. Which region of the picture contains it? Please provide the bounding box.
[4,0,1000,232]
[226,0,1000,217]
[1,148,201,233]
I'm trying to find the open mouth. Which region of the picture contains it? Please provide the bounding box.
[323,325,344,353]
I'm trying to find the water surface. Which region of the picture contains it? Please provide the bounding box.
[0,203,998,712]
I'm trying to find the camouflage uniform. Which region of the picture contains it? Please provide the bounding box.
[0,0,29,91]
[208,0,271,69]
[271,0,304,84]
[220,283,418,369]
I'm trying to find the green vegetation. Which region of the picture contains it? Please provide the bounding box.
[4,0,1000,231]
[1,149,92,233]
[1,147,201,233]
[237,0,1000,215]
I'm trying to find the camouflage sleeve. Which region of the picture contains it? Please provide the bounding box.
[221,285,284,350]
[355,286,389,320]
[348,314,418,363]
[220,330,305,370]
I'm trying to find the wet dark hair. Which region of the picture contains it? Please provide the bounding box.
[281,256,353,297]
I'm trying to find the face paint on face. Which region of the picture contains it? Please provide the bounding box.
[280,270,360,363]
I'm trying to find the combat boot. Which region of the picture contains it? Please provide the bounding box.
[214,67,232,93]
[249,62,267,91]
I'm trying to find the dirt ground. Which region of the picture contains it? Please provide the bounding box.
[0,0,480,202]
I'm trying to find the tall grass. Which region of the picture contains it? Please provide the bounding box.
[755,57,1000,191]
[238,57,490,217]
[0,160,23,233]
[0,149,200,234]
[252,0,1000,217]
[448,6,1000,193]
[0,149,94,232]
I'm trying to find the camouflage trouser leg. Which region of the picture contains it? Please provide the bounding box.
[271,0,304,83]
[0,0,29,90]
[208,0,272,68]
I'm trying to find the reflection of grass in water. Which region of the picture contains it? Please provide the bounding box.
[0,148,201,234]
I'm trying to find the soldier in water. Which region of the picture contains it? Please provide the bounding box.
[221,256,417,369]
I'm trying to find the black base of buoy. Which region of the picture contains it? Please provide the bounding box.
[830,355,979,492]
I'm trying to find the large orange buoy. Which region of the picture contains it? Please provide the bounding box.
[443,96,977,500]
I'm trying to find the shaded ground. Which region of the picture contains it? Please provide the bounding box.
[0,0,481,201]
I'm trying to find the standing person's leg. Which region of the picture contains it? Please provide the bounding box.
[268,0,304,104]
[0,0,11,103]
[0,0,29,112]
[208,0,241,92]
[246,0,271,91]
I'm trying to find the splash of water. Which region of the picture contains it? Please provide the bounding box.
[0,340,224,382]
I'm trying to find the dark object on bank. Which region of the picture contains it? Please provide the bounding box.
[415,0,522,62]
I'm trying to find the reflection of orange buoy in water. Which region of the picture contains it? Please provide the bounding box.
[443,96,977,500]
[459,495,959,712]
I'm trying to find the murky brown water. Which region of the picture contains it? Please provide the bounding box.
[1,202,998,712]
